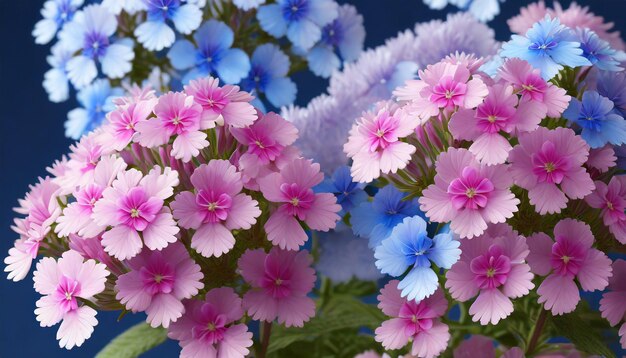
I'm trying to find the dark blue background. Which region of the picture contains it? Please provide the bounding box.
[2,1,625,356]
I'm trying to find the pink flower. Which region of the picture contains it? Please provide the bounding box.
[526,219,612,315]
[168,287,253,358]
[103,98,158,150]
[54,133,110,195]
[585,176,626,244]
[498,59,570,118]
[586,146,617,174]
[68,234,122,276]
[375,281,450,358]
[184,77,257,128]
[419,148,519,239]
[509,127,595,214]
[507,2,549,35]
[135,92,209,162]
[446,224,534,325]
[33,250,109,349]
[343,102,418,183]
[238,248,316,327]
[453,335,496,358]
[92,166,180,260]
[449,84,547,165]
[258,158,341,249]
[171,160,261,257]
[115,242,204,328]
[394,61,488,122]
[600,259,626,349]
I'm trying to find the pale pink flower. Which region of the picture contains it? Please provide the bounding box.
[33,250,109,349]
[238,145,302,191]
[585,176,626,244]
[103,98,158,150]
[92,166,180,260]
[46,155,70,178]
[184,77,257,128]
[498,59,570,119]
[135,92,208,162]
[586,146,617,174]
[444,52,486,75]
[394,61,488,122]
[507,1,549,35]
[508,127,595,214]
[55,155,127,239]
[375,281,450,358]
[68,234,122,276]
[113,85,157,107]
[115,242,204,328]
[54,133,111,195]
[343,102,418,183]
[258,158,341,249]
[168,287,253,358]
[171,160,261,257]
[600,259,626,349]
[449,84,547,165]
[238,248,316,327]
[446,224,534,325]
[419,148,519,239]
[526,219,612,315]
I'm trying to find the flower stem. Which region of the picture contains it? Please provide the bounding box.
[527,308,549,354]
[259,321,272,358]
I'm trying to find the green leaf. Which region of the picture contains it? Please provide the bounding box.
[96,322,168,358]
[551,312,615,358]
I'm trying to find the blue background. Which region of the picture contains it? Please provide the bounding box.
[1,0,625,356]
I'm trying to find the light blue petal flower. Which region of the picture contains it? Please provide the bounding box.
[168,40,198,70]
[351,202,382,238]
[287,18,321,51]
[398,266,439,302]
[182,68,208,85]
[66,56,97,88]
[468,0,500,23]
[265,77,297,107]
[374,236,412,276]
[44,68,70,103]
[305,0,338,26]
[307,45,341,78]
[257,4,288,38]
[423,0,449,10]
[101,42,134,79]
[194,20,234,53]
[65,108,89,139]
[427,233,461,269]
[215,48,251,84]
[233,0,266,11]
[252,44,290,77]
[134,20,175,51]
[171,3,202,35]
[387,61,419,93]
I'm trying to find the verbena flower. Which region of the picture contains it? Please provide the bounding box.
[135,0,203,51]
[43,44,73,103]
[586,176,626,244]
[65,79,123,140]
[375,216,460,301]
[241,44,296,108]
[101,0,145,15]
[423,0,504,23]
[596,70,626,117]
[233,0,266,11]
[600,259,626,349]
[315,165,367,216]
[33,0,83,45]
[563,91,626,148]
[576,28,625,71]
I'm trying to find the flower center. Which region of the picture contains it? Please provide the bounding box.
[550,237,585,277]
[531,141,570,184]
[196,190,233,223]
[140,262,176,295]
[55,275,82,313]
[447,167,494,210]
[280,183,315,219]
[118,187,162,231]
[470,245,511,289]
[130,208,140,218]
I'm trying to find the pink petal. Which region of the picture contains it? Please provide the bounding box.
[587,146,617,173]
[608,259,626,292]
[171,191,205,229]
[142,210,179,251]
[410,321,450,358]
[101,225,143,260]
[350,150,382,183]
[528,182,568,214]
[560,166,595,200]
[243,290,279,323]
[57,306,98,350]
[423,288,449,317]
[172,257,204,301]
[454,335,496,358]
[280,158,324,189]
[204,287,244,323]
[225,194,261,230]
[554,219,594,249]
[377,280,405,317]
[600,291,626,326]
[116,270,153,312]
[449,108,480,141]
[33,257,61,295]
[35,295,65,327]
[237,248,267,286]
[526,232,554,276]
[135,119,169,148]
[446,261,480,301]
[469,288,514,325]
[257,172,286,202]
[502,263,534,298]
[141,166,179,200]
[543,84,570,118]
[375,318,410,350]
[171,131,209,163]
[378,142,415,174]
[219,324,253,357]
[510,100,546,133]
[419,184,455,223]
[277,294,316,327]
[304,193,340,231]
[55,203,92,238]
[190,160,243,195]
[145,293,184,328]
[576,249,612,292]
[191,222,235,257]
[264,209,307,250]
[463,77,489,109]
[432,148,477,185]
[537,274,580,315]
[5,243,36,282]
[451,209,487,239]
[180,340,216,358]
[480,190,520,225]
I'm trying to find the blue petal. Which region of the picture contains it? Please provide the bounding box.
[305,0,338,27]
[427,233,461,269]
[194,20,234,53]
[562,98,581,122]
[388,61,419,94]
[265,77,297,107]
[168,40,198,70]
[215,48,251,84]
[287,18,322,51]
[65,108,89,139]
[398,266,439,302]
[252,44,290,77]
[307,45,340,78]
[182,67,208,85]
[257,4,288,38]
[374,237,411,276]
[351,201,381,238]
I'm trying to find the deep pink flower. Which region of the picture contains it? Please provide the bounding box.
[33,250,109,349]
[238,248,316,327]
[449,84,547,165]
[446,224,534,325]
[526,219,612,315]
[375,280,449,358]
[343,102,418,183]
[171,160,261,257]
[600,259,626,349]
[258,158,341,249]
[585,176,626,244]
[498,59,570,118]
[509,127,595,214]
[395,61,488,122]
[587,145,617,174]
[116,242,204,328]
[92,166,180,260]
[135,92,208,162]
[419,148,519,239]
[104,98,157,150]
[168,287,253,358]
[184,77,257,128]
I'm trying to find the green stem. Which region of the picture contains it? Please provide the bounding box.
[258,321,272,358]
[527,309,549,354]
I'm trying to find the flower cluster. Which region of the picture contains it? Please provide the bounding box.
[5,78,341,354]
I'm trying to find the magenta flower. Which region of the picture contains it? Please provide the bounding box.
[104,98,158,151]
[419,148,519,239]
[343,102,418,183]
[92,166,180,260]
[171,160,261,257]
[33,250,109,349]
[395,61,488,122]
[600,259,626,349]
[238,248,316,327]
[508,127,595,214]
[258,158,341,249]
[184,77,257,128]
[586,176,626,244]
[446,224,534,325]
[527,219,612,315]
[498,58,571,118]
[587,146,617,173]
[115,242,204,328]
[375,280,450,358]
[449,84,547,165]
[135,92,208,162]
[169,287,253,358]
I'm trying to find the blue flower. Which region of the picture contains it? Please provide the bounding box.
[306,4,364,78]
[563,91,626,149]
[233,0,266,11]
[576,28,625,72]
[597,71,626,117]
[240,44,296,108]
[257,0,339,51]
[58,4,135,88]
[423,0,504,23]
[33,0,83,45]
[135,0,202,51]
[43,44,73,103]
[501,16,591,80]
[374,216,460,301]
[316,166,367,216]
[168,20,251,85]
[65,79,122,139]
[350,186,423,249]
